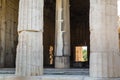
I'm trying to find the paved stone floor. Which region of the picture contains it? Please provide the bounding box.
[0,68,120,80]
[0,68,89,75]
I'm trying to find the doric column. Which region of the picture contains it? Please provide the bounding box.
[0,0,6,68]
[16,0,43,76]
[90,0,120,77]
[55,0,70,68]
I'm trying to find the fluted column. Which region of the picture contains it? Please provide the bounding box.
[0,0,6,68]
[90,0,120,77]
[16,0,43,76]
[55,0,70,69]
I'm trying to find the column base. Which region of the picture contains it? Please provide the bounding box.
[55,56,70,69]
[90,52,120,77]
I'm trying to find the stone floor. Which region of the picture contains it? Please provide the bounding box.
[0,68,89,75]
[0,68,120,80]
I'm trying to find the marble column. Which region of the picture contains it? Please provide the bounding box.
[16,0,43,76]
[0,0,6,68]
[90,0,120,77]
[55,0,70,68]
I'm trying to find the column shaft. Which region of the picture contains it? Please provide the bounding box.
[90,0,120,77]
[0,0,6,67]
[55,0,70,68]
[16,0,43,76]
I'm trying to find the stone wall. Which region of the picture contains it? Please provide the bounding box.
[0,0,19,68]
[0,0,4,68]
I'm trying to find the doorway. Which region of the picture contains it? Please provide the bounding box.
[43,0,56,68]
[43,0,90,68]
[70,0,90,68]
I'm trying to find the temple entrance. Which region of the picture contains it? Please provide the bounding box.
[43,0,90,68]
[0,0,90,68]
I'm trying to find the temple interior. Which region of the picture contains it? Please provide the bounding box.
[43,0,90,68]
[0,0,90,68]
[0,0,119,78]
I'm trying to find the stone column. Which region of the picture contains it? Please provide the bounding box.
[55,0,70,68]
[90,0,120,77]
[0,0,6,68]
[16,0,43,76]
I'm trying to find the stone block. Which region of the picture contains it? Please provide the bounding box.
[16,31,43,76]
[55,56,70,69]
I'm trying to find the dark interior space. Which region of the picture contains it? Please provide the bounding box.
[44,0,56,68]
[44,0,90,68]
[70,0,90,68]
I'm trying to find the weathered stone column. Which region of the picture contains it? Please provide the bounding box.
[55,0,70,68]
[16,0,43,76]
[90,0,120,77]
[0,0,6,68]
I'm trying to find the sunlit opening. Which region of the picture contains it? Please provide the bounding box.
[75,46,88,62]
